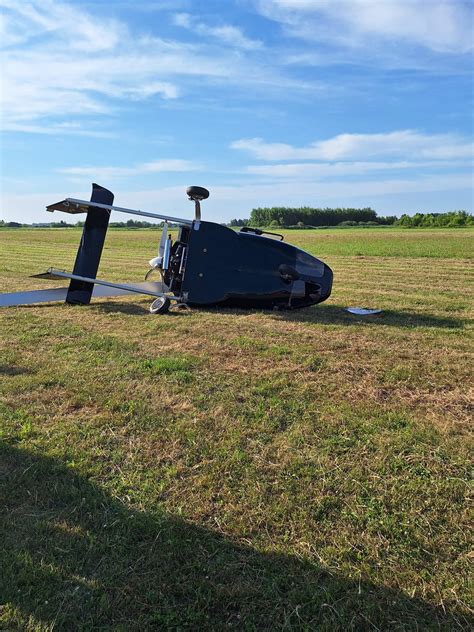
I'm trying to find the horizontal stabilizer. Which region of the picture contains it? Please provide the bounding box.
[46,199,92,215]
[0,281,164,308]
[46,196,192,225]
[31,271,72,280]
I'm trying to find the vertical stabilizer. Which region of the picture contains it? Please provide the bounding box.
[66,183,114,305]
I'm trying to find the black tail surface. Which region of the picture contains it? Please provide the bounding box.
[66,183,114,305]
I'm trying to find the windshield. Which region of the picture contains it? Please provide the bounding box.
[295,250,325,278]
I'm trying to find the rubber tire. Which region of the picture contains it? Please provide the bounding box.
[150,296,171,314]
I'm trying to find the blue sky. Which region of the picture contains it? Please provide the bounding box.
[1,0,473,223]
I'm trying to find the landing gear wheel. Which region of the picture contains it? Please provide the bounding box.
[150,296,171,314]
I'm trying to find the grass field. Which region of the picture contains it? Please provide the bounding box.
[0,227,473,630]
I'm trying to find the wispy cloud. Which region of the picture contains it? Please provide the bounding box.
[0,0,125,51]
[232,131,474,161]
[173,12,263,50]
[0,0,181,129]
[256,0,473,54]
[0,0,299,134]
[4,121,116,138]
[244,160,470,179]
[58,159,202,180]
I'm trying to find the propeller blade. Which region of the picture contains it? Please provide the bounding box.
[148,222,169,272]
[158,222,168,257]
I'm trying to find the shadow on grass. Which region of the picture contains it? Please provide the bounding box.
[0,364,32,376]
[10,300,151,316]
[91,301,150,316]
[9,300,465,329]
[1,442,469,630]
[92,301,193,317]
[270,304,465,329]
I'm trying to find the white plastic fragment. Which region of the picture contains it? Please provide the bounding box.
[345,307,383,315]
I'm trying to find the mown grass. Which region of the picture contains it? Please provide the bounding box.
[0,227,473,630]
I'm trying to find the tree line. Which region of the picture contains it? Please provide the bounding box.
[248,207,395,227]
[236,207,472,228]
[1,210,472,229]
[396,211,472,228]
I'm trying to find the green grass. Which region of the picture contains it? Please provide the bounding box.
[289,226,474,258]
[0,227,473,630]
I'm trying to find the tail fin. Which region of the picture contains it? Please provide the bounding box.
[66,183,114,305]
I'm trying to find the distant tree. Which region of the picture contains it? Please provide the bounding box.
[126,219,153,228]
[397,214,411,227]
[377,215,397,225]
[395,211,472,228]
[50,220,73,228]
[446,210,472,227]
[228,218,250,227]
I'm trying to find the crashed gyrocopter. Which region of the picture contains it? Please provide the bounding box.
[0,183,333,314]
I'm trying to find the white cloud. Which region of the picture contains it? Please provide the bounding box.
[244,159,468,178]
[141,159,201,172]
[0,0,289,133]
[2,173,472,223]
[0,0,124,51]
[173,12,192,28]
[173,12,263,50]
[232,131,474,161]
[58,159,202,180]
[257,0,473,54]
[0,0,184,129]
[3,121,116,138]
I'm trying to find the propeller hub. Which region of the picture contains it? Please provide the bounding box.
[186,186,209,222]
[186,186,209,201]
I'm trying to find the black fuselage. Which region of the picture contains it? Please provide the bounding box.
[165,222,332,310]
